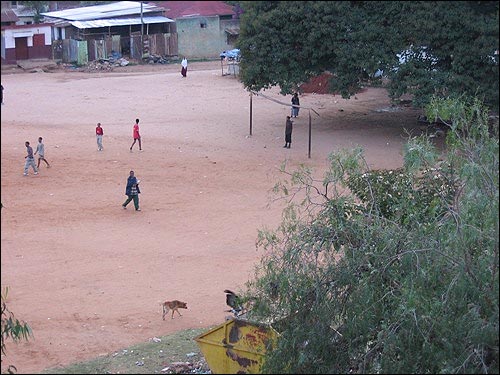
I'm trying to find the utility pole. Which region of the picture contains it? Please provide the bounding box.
[249,92,253,136]
[140,1,144,62]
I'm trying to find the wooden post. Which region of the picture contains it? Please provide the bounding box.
[140,1,144,62]
[308,109,312,158]
[249,92,253,136]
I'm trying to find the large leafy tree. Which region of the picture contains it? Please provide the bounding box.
[241,96,499,373]
[237,1,499,110]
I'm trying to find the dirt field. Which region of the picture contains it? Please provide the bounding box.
[1,60,426,373]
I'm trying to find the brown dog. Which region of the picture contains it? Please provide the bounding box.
[161,300,188,320]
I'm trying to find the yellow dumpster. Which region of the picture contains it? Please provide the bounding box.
[194,318,278,374]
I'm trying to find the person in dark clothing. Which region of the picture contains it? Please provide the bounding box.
[122,170,141,211]
[284,116,293,149]
[291,92,300,117]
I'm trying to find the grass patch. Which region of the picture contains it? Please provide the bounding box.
[41,327,213,374]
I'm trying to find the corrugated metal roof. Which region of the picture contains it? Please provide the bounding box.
[70,16,174,29]
[1,22,52,30]
[51,19,72,28]
[12,5,35,17]
[1,9,20,23]
[153,1,235,19]
[41,1,160,21]
[224,26,240,35]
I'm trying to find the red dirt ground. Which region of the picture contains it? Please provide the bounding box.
[1,60,430,373]
[300,72,334,94]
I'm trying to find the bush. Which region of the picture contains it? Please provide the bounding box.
[1,287,33,374]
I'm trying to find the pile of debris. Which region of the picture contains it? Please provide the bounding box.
[159,358,211,374]
[143,54,171,64]
[84,57,130,72]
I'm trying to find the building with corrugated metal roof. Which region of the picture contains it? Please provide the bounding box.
[42,2,173,45]
[1,1,241,64]
[1,1,176,64]
[153,1,240,59]
[40,1,176,62]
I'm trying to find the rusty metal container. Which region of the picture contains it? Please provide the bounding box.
[194,318,278,374]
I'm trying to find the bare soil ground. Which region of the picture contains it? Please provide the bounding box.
[1,60,430,373]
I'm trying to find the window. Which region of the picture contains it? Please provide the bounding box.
[200,21,207,28]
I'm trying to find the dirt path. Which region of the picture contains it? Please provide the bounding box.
[1,60,425,373]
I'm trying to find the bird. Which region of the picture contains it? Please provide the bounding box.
[224,289,244,317]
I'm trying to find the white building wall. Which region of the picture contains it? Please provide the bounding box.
[3,25,52,48]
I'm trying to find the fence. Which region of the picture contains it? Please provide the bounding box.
[88,36,121,61]
[54,39,88,65]
[130,33,178,60]
[54,33,178,64]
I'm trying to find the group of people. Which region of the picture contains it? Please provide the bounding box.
[23,86,299,211]
[95,118,142,152]
[94,119,143,210]
[23,137,50,176]
[23,119,143,212]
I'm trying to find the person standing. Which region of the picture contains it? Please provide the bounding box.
[23,141,38,176]
[130,118,142,151]
[34,136,50,168]
[284,116,293,149]
[122,170,141,211]
[291,92,300,118]
[96,122,104,151]
[181,57,188,78]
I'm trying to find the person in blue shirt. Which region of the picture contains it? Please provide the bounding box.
[122,170,141,211]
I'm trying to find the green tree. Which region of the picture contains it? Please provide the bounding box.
[21,1,48,24]
[1,288,33,374]
[1,206,33,374]
[237,1,499,111]
[242,96,499,373]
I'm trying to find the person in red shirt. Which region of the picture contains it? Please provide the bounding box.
[96,122,104,151]
[130,118,142,151]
